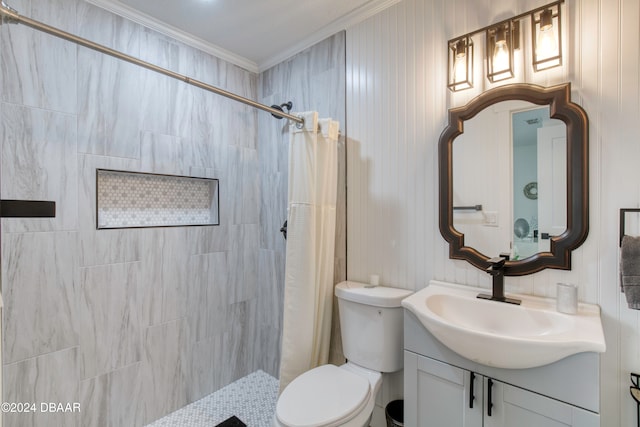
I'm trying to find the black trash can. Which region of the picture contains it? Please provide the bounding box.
[385,399,404,427]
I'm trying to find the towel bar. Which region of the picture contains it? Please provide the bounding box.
[453,204,482,212]
[620,209,640,247]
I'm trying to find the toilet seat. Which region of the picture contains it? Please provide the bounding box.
[276,364,371,427]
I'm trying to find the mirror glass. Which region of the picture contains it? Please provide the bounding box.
[452,101,567,260]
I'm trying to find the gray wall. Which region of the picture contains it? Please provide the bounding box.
[0,0,262,425]
[257,32,347,373]
[0,0,347,425]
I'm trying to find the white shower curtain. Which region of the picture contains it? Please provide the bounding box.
[278,111,339,392]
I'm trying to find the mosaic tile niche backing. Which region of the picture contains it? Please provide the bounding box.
[97,169,219,228]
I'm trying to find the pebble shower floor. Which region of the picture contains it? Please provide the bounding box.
[145,370,279,427]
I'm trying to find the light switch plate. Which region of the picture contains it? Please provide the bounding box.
[484,211,499,226]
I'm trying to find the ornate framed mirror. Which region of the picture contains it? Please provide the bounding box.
[438,83,588,275]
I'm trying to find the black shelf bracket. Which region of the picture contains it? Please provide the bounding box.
[0,200,56,218]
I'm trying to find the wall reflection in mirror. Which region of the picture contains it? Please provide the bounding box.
[452,100,567,260]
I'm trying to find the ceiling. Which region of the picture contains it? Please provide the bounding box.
[91,0,398,72]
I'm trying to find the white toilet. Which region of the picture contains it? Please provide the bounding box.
[275,280,413,427]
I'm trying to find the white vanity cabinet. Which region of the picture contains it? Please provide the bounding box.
[405,352,599,427]
[404,311,601,427]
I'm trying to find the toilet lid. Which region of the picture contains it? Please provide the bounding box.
[276,365,371,427]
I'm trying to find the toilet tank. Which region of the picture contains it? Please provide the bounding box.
[335,281,413,373]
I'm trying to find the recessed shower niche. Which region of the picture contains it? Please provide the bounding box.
[96,169,219,229]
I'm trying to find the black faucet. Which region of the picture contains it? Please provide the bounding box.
[477,256,521,305]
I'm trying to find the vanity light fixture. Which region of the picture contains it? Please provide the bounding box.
[447,36,474,92]
[531,4,562,71]
[486,21,519,83]
[446,0,564,92]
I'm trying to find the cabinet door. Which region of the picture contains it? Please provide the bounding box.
[404,351,482,427]
[483,378,600,427]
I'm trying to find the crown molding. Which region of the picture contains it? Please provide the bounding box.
[85,0,259,73]
[85,0,400,74]
[257,0,401,72]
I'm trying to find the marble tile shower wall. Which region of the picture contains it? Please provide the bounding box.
[0,0,262,426]
[257,32,347,373]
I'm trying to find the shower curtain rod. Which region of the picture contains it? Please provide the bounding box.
[0,1,304,126]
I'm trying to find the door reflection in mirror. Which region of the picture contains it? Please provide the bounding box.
[512,106,566,259]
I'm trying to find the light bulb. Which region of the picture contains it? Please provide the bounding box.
[493,39,509,72]
[449,39,472,90]
[536,10,558,59]
[453,41,467,84]
[453,54,467,84]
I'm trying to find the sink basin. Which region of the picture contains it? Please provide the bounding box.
[402,281,606,369]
